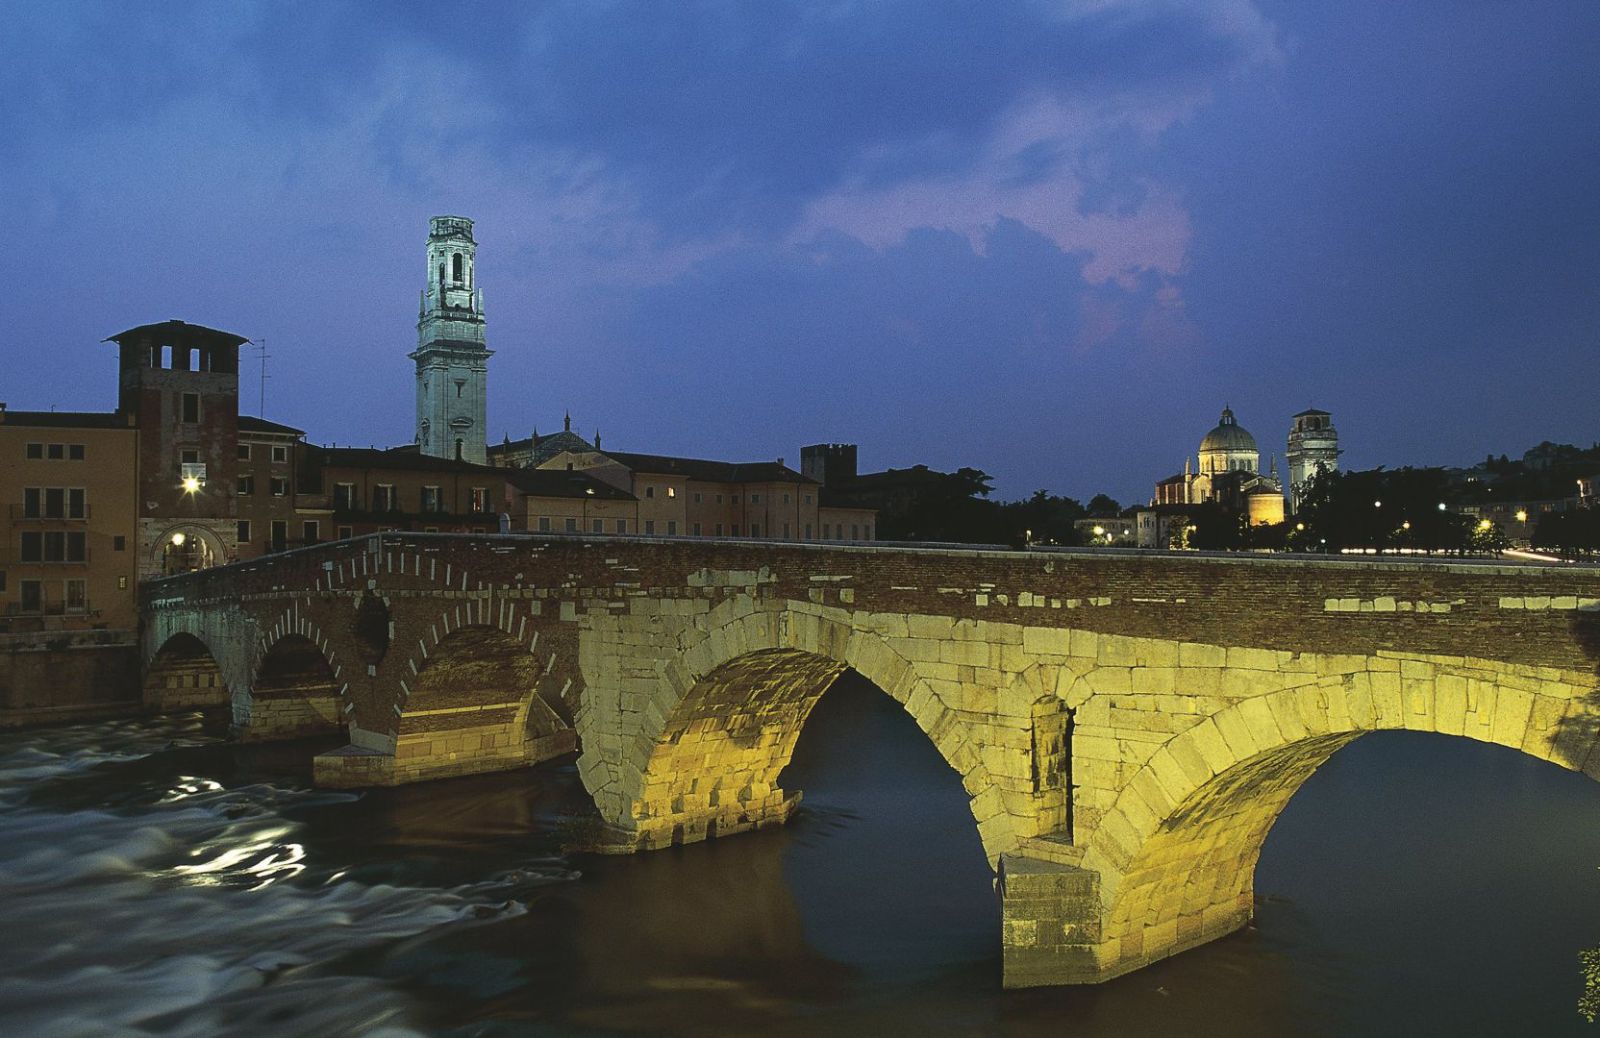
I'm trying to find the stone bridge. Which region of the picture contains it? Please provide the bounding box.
[139,533,1600,988]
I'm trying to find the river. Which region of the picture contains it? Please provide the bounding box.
[3,673,1598,1037]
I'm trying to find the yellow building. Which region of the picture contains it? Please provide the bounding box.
[0,409,140,630]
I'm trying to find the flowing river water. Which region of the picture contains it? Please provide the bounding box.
[4,673,1600,1037]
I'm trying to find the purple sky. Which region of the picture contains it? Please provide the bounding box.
[3,1,1597,503]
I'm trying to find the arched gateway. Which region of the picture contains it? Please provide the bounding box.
[140,533,1600,987]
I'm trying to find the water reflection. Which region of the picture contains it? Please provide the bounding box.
[2,685,1600,1036]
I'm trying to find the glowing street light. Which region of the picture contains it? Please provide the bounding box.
[170,531,187,547]
[181,475,201,494]
[1515,509,1528,523]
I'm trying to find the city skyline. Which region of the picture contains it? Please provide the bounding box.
[3,2,1597,504]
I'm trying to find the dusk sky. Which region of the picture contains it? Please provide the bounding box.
[3,1,1597,503]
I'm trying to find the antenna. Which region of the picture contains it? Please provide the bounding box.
[250,339,271,416]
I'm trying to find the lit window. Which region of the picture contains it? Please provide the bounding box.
[667,487,676,499]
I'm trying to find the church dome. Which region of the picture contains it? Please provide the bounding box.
[1197,406,1260,476]
[1199,407,1257,454]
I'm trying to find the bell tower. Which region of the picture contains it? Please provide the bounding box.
[410,215,492,463]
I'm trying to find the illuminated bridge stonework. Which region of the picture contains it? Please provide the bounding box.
[140,534,1600,987]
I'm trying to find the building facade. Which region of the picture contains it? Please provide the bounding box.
[412,216,491,464]
[1153,406,1285,527]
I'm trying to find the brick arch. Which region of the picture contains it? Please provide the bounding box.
[247,623,347,739]
[391,622,574,783]
[1081,651,1600,979]
[587,602,1010,860]
[143,630,232,714]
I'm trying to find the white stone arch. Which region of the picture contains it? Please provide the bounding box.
[1081,650,1600,978]
[147,522,227,575]
[579,598,1012,861]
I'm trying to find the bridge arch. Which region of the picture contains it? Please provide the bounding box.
[585,603,1009,860]
[143,631,230,714]
[1082,651,1600,979]
[392,623,575,783]
[246,633,347,740]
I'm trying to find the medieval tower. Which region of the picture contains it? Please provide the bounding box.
[411,216,491,464]
[1286,408,1341,513]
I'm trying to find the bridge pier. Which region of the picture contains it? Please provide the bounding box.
[312,726,578,788]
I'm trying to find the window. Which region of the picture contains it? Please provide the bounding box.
[565,518,578,532]
[751,493,761,504]
[715,494,723,504]
[666,520,677,535]
[20,532,41,562]
[693,492,702,503]
[337,525,352,540]
[805,494,813,505]
[715,523,724,536]
[47,444,64,460]
[270,520,287,550]
[0,571,5,591]
[866,525,873,540]
[783,523,790,538]
[21,580,41,613]
[117,576,128,590]
[374,485,395,511]
[615,519,627,534]
[592,519,603,534]
[68,444,84,461]
[64,532,86,561]
[804,524,812,540]
[538,517,552,532]
[22,488,39,518]
[237,444,252,461]
[44,488,63,518]
[68,488,85,518]
[730,524,739,536]
[783,493,790,504]
[470,487,489,512]
[731,495,740,504]
[750,523,761,537]
[424,526,439,534]
[692,522,702,536]
[270,445,288,464]
[25,443,41,459]
[113,535,126,551]
[452,251,463,281]
[421,486,441,513]
[333,483,357,510]
[302,521,319,545]
[237,475,254,496]
[181,393,200,423]
[644,520,655,535]
[823,524,831,539]
[270,477,287,497]
[851,524,860,540]
[645,486,655,499]
[181,449,199,466]
[237,520,252,545]
[667,487,676,499]
[65,579,86,612]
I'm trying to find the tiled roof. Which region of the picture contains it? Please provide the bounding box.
[309,444,505,476]
[104,319,249,349]
[0,410,129,429]
[238,415,305,436]
[601,450,815,485]
[507,468,636,501]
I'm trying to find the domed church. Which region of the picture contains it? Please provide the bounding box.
[1154,406,1285,526]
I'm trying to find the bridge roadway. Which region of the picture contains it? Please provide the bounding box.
[140,532,1600,987]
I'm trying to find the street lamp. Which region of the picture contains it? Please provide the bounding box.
[170,531,186,547]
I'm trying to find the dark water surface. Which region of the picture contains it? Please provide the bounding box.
[4,674,1600,1037]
